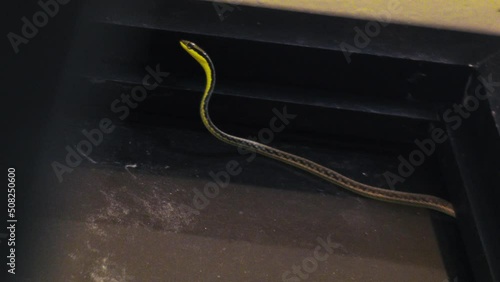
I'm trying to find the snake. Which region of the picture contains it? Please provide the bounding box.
[179,39,456,218]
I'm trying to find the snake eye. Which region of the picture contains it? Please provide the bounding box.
[188,42,195,49]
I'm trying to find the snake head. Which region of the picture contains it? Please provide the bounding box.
[180,40,197,51]
[179,40,212,69]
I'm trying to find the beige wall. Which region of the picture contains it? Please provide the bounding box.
[215,0,500,35]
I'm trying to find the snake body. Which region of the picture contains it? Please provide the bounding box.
[180,40,456,218]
